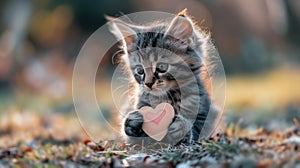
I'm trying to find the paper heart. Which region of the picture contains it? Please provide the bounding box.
[139,103,175,141]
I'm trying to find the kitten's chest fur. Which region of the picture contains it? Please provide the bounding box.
[137,89,182,114]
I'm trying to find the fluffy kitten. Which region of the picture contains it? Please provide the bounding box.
[108,10,220,145]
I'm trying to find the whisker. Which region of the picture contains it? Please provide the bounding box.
[120,89,130,99]
[112,84,127,94]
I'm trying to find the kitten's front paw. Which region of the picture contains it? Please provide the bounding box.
[124,111,147,137]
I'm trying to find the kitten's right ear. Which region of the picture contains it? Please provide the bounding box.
[164,15,194,42]
[106,16,136,46]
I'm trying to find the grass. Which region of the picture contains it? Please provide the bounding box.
[0,110,299,167]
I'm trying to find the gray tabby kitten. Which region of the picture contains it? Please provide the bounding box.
[108,10,219,145]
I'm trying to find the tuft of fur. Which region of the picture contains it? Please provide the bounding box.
[107,10,221,145]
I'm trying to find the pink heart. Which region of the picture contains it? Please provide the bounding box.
[144,108,166,125]
[139,103,175,141]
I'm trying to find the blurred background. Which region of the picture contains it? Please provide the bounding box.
[0,0,299,140]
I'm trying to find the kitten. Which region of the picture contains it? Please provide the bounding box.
[108,10,220,145]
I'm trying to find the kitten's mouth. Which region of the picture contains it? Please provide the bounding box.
[145,87,160,92]
[145,86,167,96]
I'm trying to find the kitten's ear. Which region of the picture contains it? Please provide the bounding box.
[165,15,194,42]
[177,8,188,17]
[106,16,136,46]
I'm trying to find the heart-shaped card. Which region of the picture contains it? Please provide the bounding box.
[139,103,175,141]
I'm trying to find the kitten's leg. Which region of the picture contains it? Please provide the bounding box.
[162,115,193,145]
[123,111,148,137]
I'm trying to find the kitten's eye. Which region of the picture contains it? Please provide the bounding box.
[135,65,144,75]
[156,63,169,73]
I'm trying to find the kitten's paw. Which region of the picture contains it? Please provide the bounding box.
[124,111,147,137]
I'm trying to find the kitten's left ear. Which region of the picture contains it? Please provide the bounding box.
[106,16,136,46]
[164,15,194,42]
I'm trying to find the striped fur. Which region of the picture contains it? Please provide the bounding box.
[108,10,217,145]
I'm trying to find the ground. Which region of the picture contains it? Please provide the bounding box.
[0,111,299,168]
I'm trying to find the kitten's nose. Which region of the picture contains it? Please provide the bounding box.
[145,82,154,89]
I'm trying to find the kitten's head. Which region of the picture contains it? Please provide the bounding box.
[108,10,203,96]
